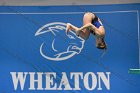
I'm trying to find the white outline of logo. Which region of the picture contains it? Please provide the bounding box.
[35,22,85,61]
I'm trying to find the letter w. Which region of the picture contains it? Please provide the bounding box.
[10,72,28,90]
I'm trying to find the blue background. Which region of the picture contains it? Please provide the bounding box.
[0,3,140,93]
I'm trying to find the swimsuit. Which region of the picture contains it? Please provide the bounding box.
[90,13,103,36]
[92,14,102,28]
[90,13,106,48]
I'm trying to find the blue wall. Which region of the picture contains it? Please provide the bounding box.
[0,3,140,93]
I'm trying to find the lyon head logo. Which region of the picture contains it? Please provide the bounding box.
[35,22,85,61]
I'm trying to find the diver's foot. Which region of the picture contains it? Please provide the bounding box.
[66,23,71,34]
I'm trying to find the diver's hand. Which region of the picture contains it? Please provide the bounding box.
[75,29,81,36]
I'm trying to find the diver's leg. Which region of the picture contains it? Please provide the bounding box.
[66,23,90,40]
[79,23,105,37]
[82,12,105,36]
[66,23,79,34]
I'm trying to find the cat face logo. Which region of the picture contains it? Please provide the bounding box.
[35,22,85,61]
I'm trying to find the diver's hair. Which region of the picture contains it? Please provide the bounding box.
[97,43,107,50]
[96,38,107,50]
[98,42,107,58]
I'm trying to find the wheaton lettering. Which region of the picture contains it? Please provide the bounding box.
[10,72,110,90]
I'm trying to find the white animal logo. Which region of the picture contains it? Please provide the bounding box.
[35,22,85,61]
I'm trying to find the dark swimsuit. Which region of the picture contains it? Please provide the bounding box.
[90,13,102,35]
[92,14,102,28]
